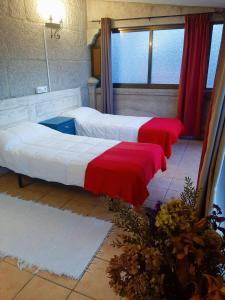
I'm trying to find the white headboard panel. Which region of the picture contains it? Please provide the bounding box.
[0,88,82,128]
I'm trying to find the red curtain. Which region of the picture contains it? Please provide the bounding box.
[101,18,114,114]
[177,14,210,138]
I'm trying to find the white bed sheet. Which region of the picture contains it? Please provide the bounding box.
[0,122,119,187]
[62,107,152,141]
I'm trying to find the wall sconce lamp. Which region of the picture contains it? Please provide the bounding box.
[38,0,65,39]
[45,16,63,39]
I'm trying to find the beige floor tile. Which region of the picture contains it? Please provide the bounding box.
[165,189,181,200]
[148,187,168,203]
[0,173,34,196]
[149,176,172,190]
[26,180,55,193]
[0,167,9,176]
[4,256,18,266]
[96,228,123,261]
[36,188,74,208]
[38,270,77,289]
[15,276,70,300]
[62,192,98,216]
[4,256,39,274]
[17,188,48,201]
[0,261,32,300]
[90,198,114,221]
[0,172,17,185]
[169,178,187,193]
[68,292,93,300]
[75,258,120,300]
[0,183,21,195]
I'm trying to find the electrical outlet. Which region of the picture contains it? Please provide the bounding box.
[36,86,48,94]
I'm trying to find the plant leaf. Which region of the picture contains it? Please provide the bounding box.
[193,236,205,246]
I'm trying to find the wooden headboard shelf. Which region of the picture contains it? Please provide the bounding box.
[0,88,82,128]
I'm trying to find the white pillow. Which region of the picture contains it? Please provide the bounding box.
[0,130,21,150]
[6,122,55,142]
[0,130,21,166]
[63,107,101,120]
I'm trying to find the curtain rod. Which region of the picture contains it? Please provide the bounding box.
[91,11,223,23]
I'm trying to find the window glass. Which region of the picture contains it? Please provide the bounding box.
[111,31,149,83]
[207,24,223,88]
[151,29,184,84]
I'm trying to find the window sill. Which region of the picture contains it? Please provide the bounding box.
[113,84,179,89]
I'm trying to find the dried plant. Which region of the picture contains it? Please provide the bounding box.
[107,177,225,300]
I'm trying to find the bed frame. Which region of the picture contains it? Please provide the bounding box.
[16,173,117,210]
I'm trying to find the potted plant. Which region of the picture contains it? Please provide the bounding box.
[107,178,225,300]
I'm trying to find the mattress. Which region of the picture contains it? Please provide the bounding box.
[62,107,152,141]
[0,122,119,187]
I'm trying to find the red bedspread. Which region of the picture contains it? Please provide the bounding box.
[84,142,166,207]
[138,118,184,158]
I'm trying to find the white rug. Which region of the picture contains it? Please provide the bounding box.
[0,193,112,279]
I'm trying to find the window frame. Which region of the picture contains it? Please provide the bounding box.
[111,22,223,90]
[205,21,224,90]
[111,24,184,89]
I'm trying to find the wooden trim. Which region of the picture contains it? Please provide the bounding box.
[112,24,184,33]
[205,22,224,88]
[148,31,153,84]
[205,24,214,88]
[113,83,179,89]
[91,46,101,79]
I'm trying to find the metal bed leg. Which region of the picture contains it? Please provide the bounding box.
[18,174,24,188]
[108,198,114,211]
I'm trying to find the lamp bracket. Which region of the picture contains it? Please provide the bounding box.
[45,19,63,39]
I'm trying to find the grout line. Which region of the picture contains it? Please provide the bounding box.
[164,177,173,191]
[71,290,96,300]
[72,288,98,300]
[36,274,75,291]
[162,188,170,202]
[72,279,80,290]
[4,258,75,292]
[65,290,73,300]
[94,256,110,263]
[13,273,35,299]
[59,198,75,209]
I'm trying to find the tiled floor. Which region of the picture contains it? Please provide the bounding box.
[0,139,202,300]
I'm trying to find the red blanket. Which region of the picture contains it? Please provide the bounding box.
[138,118,184,158]
[84,142,166,207]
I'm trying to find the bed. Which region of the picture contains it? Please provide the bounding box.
[62,107,184,158]
[0,122,166,207]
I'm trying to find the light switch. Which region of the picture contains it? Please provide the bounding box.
[36,86,48,94]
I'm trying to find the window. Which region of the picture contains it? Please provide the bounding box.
[91,23,223,89]
[206,24,223,88]
[151,29,184,84]
[112,31,149,84]
[111,27,184,85]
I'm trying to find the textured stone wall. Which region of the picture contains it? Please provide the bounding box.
[87,0,218,44]
[96,88,178,117]
[0,0,91,104]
